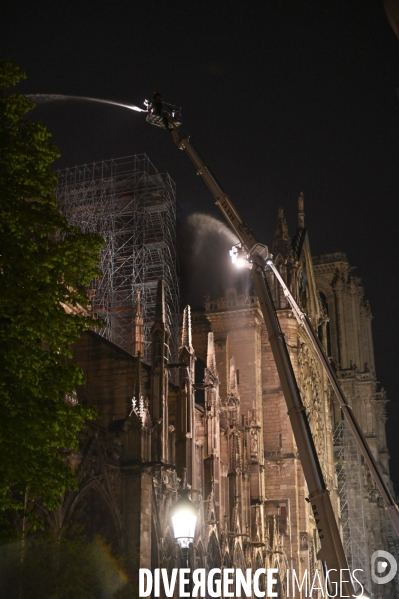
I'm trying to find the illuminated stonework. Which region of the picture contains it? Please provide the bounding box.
[37,199,397,599]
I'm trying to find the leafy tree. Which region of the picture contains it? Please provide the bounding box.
[0,58,104,519]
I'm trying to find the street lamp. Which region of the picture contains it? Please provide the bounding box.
[171,493,198,580]
[170,496,197,589]
[171,494,197,550]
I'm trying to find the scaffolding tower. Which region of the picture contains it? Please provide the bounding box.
[333,420,371,592]
[57,154,179,362]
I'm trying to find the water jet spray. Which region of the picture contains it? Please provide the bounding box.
[26,94,145,112]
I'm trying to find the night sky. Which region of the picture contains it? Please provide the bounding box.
[3,1,399,489]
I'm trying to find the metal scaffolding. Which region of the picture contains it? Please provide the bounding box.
[57,154,179,362]
[333,420,371,592]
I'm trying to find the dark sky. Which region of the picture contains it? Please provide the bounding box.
[3,0,399,488]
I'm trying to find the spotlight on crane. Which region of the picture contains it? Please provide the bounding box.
[230,244,252,269]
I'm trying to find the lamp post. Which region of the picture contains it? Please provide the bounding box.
[170,494,198,569]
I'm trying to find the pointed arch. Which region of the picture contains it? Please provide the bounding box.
[207,532,221,569]
[233,542,246,570]
[64,480,122,549]
[223,552,232,567]
[195,541,205,569]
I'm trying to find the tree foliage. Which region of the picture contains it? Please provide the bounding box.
[0,58,104,516]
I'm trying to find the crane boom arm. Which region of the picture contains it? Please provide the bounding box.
[167,123,353,593]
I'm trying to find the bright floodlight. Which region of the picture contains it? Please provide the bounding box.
[170,495,197,549]
[230,245,252,269]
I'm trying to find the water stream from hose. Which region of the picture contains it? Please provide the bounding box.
[26,94,145,112]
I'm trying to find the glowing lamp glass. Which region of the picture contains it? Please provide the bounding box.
[171,496,197,548]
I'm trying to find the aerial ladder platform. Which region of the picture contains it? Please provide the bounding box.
[144,96,399,596]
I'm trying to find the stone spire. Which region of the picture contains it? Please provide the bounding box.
[180,305,193,351]
[204,332,220,502]
[298,192,305,229]
[176,305,196,488]
[150,279,170,464]
[272,207,291,259]
[206,332,217,375]
[229,356,239,399]
[132,291,145,356]
[134,342,142,400]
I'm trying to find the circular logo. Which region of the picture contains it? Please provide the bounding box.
[371,550,397,585]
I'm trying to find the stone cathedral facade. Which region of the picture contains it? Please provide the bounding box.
[56,197,397,597]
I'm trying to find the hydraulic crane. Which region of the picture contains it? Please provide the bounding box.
[144,97,399,595]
